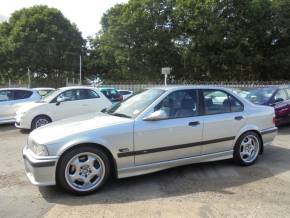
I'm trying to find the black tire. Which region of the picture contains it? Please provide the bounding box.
[31,115,52,130]
[56,146,111,195]
[233,131,262,166]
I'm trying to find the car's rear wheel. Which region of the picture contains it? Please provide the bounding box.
[31,115,51,130]
[234,131,261,166]
[56,146,110,195]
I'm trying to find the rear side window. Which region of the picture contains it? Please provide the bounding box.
[13,90,33,100]
[202,90,243,115]
[0,90,13,102]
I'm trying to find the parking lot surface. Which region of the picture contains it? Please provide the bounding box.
[0,124,290,218]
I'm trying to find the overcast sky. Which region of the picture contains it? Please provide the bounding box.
[0,0,128,37]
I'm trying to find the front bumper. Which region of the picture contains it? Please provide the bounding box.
[23,146,58,186]
[15,114,31,129]
[260,127,278,146]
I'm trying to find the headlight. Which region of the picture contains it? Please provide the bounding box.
[28,140,49,156]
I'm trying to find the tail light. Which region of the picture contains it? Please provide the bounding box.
[272,116,276,125]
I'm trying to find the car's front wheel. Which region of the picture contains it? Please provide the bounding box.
[31,115,51,130]
[56,146,110,195]
[234,131,261,166]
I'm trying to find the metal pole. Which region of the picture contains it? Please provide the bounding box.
[164,74,167,86]
[79,55,82,85]
[27,67,31,88]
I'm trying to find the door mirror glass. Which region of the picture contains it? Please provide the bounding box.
[56,96,70,103]
[274,97,284,103]
[143,110,168,121]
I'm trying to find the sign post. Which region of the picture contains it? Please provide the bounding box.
[161,67,171,86]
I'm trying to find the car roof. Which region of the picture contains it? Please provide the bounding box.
[58,86,99,91]
[99,87,117,90]
[148,85,235,92]
[33,87,55,91]
[0,87,34,91]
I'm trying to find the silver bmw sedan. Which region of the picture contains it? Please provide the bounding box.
[22,86,277,195]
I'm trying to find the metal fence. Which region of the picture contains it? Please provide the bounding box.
[101,81,289,92]
[1,80,288,92]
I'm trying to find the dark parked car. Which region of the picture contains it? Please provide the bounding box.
[240,87,290,126]
[99,87,123,104]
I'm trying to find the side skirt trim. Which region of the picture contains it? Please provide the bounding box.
[117,136,235,158]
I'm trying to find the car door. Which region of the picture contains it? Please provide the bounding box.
[76,89,109,114]
[10,90,34,116]
[134,89,203,166]
[201,89,245,155]
[0,90,14,122]
[48,89,84,121]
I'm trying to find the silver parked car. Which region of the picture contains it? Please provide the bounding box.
[23,86,277,195]
[0,88,41,124]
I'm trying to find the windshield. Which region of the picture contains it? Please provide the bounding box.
[42,89,63,102]
[107,89,165,118]
[244,88,276,105]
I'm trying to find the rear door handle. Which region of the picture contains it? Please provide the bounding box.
[188,121,200,126]
[235,116,244,120]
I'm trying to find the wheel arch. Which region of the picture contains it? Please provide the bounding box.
[56,143,117,178]
[235,129,264,154]
[31,114,53,129]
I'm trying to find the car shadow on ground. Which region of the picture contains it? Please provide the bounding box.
[0,123,31,134]
[39,143,290,205]
[277,124,290,135]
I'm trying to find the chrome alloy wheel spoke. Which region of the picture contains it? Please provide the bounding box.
[65,152,105,192]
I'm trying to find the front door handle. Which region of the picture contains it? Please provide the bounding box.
[235,116,244,120]
[188,121,200,126]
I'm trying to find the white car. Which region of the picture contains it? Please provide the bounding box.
[0,88,41,124]
[33,87,55,97]
[118,89,133,100]
[16,86,112,130]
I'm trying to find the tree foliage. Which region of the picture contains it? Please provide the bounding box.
[88,0,290,81]
[0,5,84,86]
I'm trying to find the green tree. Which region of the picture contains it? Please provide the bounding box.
[1,5,85,87]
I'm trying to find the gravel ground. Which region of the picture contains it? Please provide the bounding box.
[0,124,290,218]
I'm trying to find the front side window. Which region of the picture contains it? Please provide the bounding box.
[56,90,77,102]
[274,89,287,103]
[286,89,290,99]
[155,90,198,119]
[245,88,275,105]
[107,89,165,118]
[0,90,13,102]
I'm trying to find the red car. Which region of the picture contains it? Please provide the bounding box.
[243,87,290,126]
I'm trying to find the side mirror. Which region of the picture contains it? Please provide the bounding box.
[56,96,69,105]
[143,110,168,121]
[274,98,284,103]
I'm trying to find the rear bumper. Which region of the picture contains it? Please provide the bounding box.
[260,127,278,146]
[23,146,58,186]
